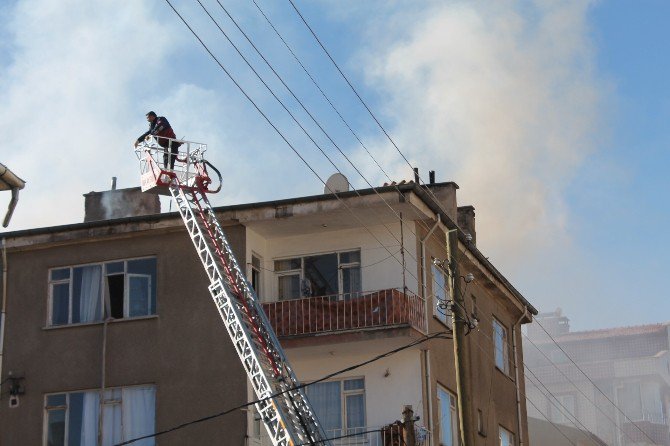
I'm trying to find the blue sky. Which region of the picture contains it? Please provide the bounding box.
[0,0,667,331]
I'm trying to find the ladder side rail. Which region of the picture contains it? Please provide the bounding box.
[195,190,331,445]
[169,183,295,446]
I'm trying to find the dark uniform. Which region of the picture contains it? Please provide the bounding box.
[137,115,182,170]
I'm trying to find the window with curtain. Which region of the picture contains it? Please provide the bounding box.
[493,318,509,374]
[44,386,156,446]
[437,387,458,446]
[48,257,157,326]
[304,378,365,437]
[431,264,452,327]
[274,250,361,301]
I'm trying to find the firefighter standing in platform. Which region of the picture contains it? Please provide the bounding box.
[134,111,182,170]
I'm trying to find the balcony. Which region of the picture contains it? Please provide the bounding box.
[622,414,670,445]
[262,288,427,338]
[325,425,430,446]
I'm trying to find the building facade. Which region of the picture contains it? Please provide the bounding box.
[525,310,670,446]
[0,180,537,445]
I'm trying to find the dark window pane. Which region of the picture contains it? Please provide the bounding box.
[128,275,150,317]
[275,258,301,271]
[252,255,261,269]
[68,393,83,446]
[344,379,364,391]
[340,251,360,264]
[106,262,124,274]
[47,409,66,446]
[51,268,70,281]
[127,258,156,276]
[128,259,156,315]
[251,269,260,294]
[47,394,67,407]
[304,254,338,297]
[107,274,124,319]
[52,284,70,325]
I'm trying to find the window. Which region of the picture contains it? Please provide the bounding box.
[274,251,361,300]
[49,258,157,326]
[304,378,365,436]
[250,254,262,295]
[615,381,664,422]
[431,263,452,327]
[437,387,458,446]
[44,385,156,446]
[499,426,514,446]
[493,318,509,374]
[549,394,576,424]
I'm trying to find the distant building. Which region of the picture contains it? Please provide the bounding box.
[0,177,537,445]
[528,417,608,446]
[525,309,670,446]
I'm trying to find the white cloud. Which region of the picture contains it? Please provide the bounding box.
[0,0,182,229]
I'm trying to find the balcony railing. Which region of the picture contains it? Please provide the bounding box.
[262,288,427,337]
[325,425,430,446]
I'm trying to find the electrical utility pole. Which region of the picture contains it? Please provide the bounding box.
[447,229,475,446]
[402,405,416,446]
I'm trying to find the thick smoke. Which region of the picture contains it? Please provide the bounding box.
[356,0,605,267]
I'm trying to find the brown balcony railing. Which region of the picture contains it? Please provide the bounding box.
[262,288,427,337]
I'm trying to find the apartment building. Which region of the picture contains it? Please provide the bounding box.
[525,310,670,446]
[0,178,537,445]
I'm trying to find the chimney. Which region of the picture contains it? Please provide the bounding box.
[457,205,476,245]
[527,308,570,340]
[84,185,160,222]
[429,170,435,184]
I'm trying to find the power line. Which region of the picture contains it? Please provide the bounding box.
[295,428,382,446]
[285,0,414,171]
[465,327,582,446]
[464,299,640,444]
[250,0,397,186]
[114,330,450,445]
[526,317,658,444]
[161,2,636,445]
[171,0,473,346]
[161,0,414,291]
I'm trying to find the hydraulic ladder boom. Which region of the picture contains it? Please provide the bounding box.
[135,138,330,446]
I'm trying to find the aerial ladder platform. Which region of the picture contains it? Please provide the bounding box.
[135,136,330,446]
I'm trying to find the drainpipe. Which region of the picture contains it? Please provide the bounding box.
[0,238,7,393]
[420,215,440,444]
[512,306,529,446]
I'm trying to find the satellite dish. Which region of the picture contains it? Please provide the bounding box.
[324,173,350,194]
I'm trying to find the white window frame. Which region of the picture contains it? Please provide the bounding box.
[493,318,509,374]
[437,386,458,446]
[305,377,366,434]
[43,385,156,446]
[274,250,362,300]
[431,263,452,328]
[47,256,157,326]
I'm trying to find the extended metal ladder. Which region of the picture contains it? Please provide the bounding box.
[135,139,330,446]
